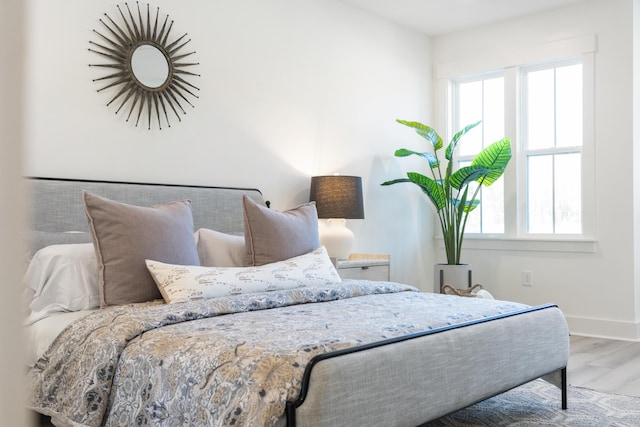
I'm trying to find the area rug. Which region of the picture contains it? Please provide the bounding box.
[423,379,640,426]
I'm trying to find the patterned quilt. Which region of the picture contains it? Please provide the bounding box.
[27,280,528,426]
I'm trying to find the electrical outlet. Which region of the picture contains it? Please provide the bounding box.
[522,271,533,287]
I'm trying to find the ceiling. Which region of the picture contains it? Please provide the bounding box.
[340,0,592,36]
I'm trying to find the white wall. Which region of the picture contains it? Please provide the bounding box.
[433,0,640,340]
[23,0,434,289]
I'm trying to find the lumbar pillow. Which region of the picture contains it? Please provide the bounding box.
[243,195,320,266]
[195,228,246,267]
[23,243,100,324]
[83,191,200,307]
[146,246,341,303]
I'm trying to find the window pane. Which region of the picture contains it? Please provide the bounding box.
[480,179,505,233]
[456,160,505,234]
[554,153,582,233]
[556,64,583,148]
[457,81,483,156]
[483,77,505,145]
[527,153,582,234]
[527,155,554,233]
[464,183,481,233]
[457,160,480,233]
[526,69,555,150]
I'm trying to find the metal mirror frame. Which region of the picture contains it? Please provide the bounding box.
[89,2,200,130]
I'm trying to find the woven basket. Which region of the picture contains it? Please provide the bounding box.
[442,283,484,297]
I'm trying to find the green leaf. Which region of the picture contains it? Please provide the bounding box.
[394,148,439,168]
[406,172,446,210]
[381,178,411,186]
[471,137,512,186]
[445,121,482,161]
[396,120,443,151]
[449,165,492,190]
[455,197,480,213]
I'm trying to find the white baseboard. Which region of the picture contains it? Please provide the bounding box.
[565,315,640,342]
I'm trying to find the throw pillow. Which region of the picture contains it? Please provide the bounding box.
[83,191,200,306]
[243,195,320,266]
[195,228,246,267]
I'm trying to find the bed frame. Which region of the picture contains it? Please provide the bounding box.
[26,177,569,426]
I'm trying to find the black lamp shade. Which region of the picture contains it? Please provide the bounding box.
[309,176,364,219]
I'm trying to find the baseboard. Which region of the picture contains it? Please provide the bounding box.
[565,315,640,341]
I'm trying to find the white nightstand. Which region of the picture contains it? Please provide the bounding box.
[334,254,390,281]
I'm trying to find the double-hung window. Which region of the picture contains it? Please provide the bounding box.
[453,73,505,234]
[521,60,583,234]
[441,35,595,249]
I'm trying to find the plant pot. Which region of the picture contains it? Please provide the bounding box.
[433,264,472,293]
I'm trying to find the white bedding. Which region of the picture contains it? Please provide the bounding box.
[24,310,96,367]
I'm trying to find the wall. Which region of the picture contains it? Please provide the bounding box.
[23,0,434,289]
[433,0,640,340]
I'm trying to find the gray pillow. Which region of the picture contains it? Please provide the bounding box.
[242,195,320,266]
[83,191,200,307]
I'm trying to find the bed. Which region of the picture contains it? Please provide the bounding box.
[24,177,570,427]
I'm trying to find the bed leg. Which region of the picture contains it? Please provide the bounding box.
[561,367,568,410]
[285,401,297,427]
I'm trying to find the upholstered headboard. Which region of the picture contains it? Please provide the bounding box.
[25,177,266,254]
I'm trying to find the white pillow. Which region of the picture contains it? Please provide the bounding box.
[24,243,100,325]
[194,228,246,267]
[146,246,342,304]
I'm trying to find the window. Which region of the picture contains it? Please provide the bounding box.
[453,74,505,234]
[522,61,583,234]
[447,50,594,246]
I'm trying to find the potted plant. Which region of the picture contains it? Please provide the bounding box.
[382,120,511,292]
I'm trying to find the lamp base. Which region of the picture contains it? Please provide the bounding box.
[320,218,354,260]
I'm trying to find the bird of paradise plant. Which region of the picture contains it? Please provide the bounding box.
[382,120,512,265]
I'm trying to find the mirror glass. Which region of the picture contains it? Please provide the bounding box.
[131,44,169,89]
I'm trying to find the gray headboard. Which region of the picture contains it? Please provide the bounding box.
[26,177,266,252]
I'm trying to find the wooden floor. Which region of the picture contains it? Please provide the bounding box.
[568,335,640,397]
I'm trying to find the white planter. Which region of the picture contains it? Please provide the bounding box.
[433,264,472,293]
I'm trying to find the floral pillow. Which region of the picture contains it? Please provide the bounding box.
[146,246,341,303]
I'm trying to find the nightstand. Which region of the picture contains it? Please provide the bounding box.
[334,253,390,281]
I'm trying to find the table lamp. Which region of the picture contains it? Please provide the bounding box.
[309,175,364,259]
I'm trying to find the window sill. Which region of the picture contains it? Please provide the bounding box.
[436,236,597,253]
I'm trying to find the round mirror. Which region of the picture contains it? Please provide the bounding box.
[89,3,200,130]
[131,44,170,89]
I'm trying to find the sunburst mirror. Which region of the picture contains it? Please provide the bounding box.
[89,2,200,130]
